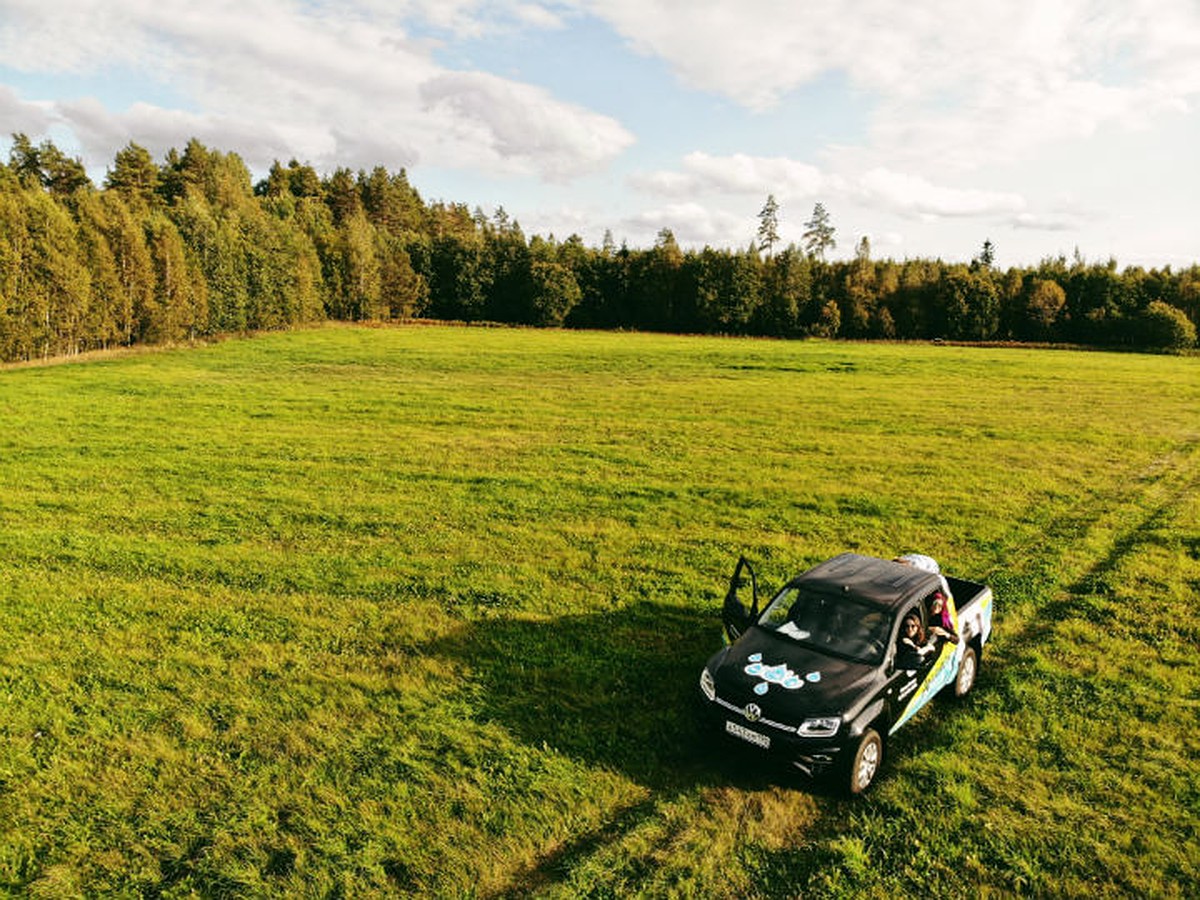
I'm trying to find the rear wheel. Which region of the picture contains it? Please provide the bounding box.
[847,728,883,795]
[954,645,978,698]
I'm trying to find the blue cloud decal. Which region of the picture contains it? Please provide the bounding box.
[744,653,804,693]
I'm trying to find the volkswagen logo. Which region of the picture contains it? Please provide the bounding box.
[744,703,761,722]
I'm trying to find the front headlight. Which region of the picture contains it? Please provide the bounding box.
[699,667,716,701]
[797,717,840,738]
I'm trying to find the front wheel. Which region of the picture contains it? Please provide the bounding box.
[954,645,978,698]
[846,728,883,795]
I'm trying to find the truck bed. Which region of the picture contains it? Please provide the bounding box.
[945,575,988,610]
[944,575,993,647]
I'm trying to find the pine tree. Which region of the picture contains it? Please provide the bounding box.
[757,245,809,336]
[324,168,361,225]
[842,236,876,336]
[802,202,836,261]
[106,142,160,206]
[972,238,995,271]
[38,142,92,197]
[377,231,427,320]
[360,166,424,235]
[484,211,532,322]
[8,134,43,189]
[756,194,780,257]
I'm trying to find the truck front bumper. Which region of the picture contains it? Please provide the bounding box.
[698,690,847,777]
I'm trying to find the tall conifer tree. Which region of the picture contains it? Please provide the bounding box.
[802,202,836,261]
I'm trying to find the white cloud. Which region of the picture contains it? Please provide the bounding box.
[0,85,54,135]
[631,152,827,199]
[682,152,827,197]
[855,168,1025,219]
[0,0,155,72]
[360,0,568,38]
[580,0,827,111]
[58,98,313,172]
[628,169,695,197]
[522,203,592,238]
[630,152,1028,225]
[512,3,567,30]
[0,0,631,180]
[3,0,1196,267]
[419,72,633,178]
[1011,213,1078,232]
[622,201,747,246]
[877,231,905,252]
[586,0,1200,172]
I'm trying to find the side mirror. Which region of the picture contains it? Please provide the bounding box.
[722,556,759,642]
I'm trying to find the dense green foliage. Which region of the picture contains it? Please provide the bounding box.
[0,325,1197,896]
[1,135,1198,364]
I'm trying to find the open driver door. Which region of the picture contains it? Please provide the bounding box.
[722,556,759,643]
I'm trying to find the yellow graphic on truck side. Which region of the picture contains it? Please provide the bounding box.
[890,594,961,733]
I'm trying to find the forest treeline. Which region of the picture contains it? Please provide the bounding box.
[1,134,1197,363]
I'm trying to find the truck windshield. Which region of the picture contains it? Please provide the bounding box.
[757,585,891,665]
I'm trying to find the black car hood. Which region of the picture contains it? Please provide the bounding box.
[707,627,877,721]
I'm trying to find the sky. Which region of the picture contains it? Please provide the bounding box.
[2,0,1199,269]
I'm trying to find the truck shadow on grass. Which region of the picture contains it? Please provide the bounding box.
[420,601,798,792]
[419,602,843,896]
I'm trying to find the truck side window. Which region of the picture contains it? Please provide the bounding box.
[895,606,935,671]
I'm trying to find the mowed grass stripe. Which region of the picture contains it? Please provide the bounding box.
[717,414,1200,898]
[0,324,1197,896]
[498,436,1200,897]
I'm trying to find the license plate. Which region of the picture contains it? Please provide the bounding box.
[725,720,770,749]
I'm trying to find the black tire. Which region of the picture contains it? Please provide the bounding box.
[846,728,883,795]
[954,645,978,698]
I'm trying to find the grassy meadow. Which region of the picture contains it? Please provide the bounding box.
[0,324,1197,897]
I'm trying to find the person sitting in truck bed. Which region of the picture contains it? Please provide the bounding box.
[896,613,938,671]
[926,590,960,647]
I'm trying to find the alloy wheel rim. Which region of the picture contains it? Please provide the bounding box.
[960,654,976,692]
[858,741,879,787]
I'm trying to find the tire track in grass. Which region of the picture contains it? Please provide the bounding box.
[488,438,1200,898]
[954,436,1200,896]
[1058,439,1200,602]
[818,435,1200,898]
[988,434,1200,644]
[701,437,1200,898]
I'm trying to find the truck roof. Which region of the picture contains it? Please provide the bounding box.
[789,552,939,611]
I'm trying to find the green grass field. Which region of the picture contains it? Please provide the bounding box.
[0,324,1197,897]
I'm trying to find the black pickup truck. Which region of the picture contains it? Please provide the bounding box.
[697,552,994,793]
